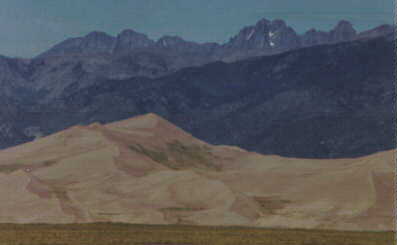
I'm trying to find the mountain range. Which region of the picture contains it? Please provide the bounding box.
[0,18,394,158]
[37,19,393,64]
[0,113,393,230]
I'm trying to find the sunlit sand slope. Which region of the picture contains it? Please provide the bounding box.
[0,113,393,231]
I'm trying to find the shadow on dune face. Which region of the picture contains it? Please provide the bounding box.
[0,113,393,231]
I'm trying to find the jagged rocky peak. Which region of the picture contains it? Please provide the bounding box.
[84,31,115,42]
[301,21,358,46]
[113,29,156,54]
[78,31,116,52]
[268,19,300,49]
[155,35,206,53]
[157,35,188,47]
[270,19,287,29]
[357,24,394,39]
[35,17,393,60]
[37,37,83,58]
[334,20,355,30]
[225,17,299,51]
[117,29,149,39]
[37,31,117,58]
[225,18,270,49]
[301,28,330,47]
[330,20,357,42]
[255,17,271,27]
[155,35,221,55]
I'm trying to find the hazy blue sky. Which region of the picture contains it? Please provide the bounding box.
[0,0,393,57]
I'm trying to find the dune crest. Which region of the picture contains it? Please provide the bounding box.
[0,113,393,231]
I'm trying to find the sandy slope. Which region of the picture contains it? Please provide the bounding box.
[0,113,394,230]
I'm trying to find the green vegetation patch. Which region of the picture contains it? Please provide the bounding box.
[166,140,220,171]
[128,141,220,171]
[129,144,169,164]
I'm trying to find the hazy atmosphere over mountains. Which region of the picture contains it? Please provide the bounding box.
[0,17,394,158]
[0,0,393,57]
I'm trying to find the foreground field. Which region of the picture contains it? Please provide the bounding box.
[0,223,393,245]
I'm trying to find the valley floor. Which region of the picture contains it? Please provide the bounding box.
[0,223,393,245]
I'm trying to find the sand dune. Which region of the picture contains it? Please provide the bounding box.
[0,113,393,230]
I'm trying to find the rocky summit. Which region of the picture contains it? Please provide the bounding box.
[36,19,393,63]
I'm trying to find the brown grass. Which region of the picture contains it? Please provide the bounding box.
[0,223,392,245]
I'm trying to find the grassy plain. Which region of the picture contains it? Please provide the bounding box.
[0,223,393,245]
